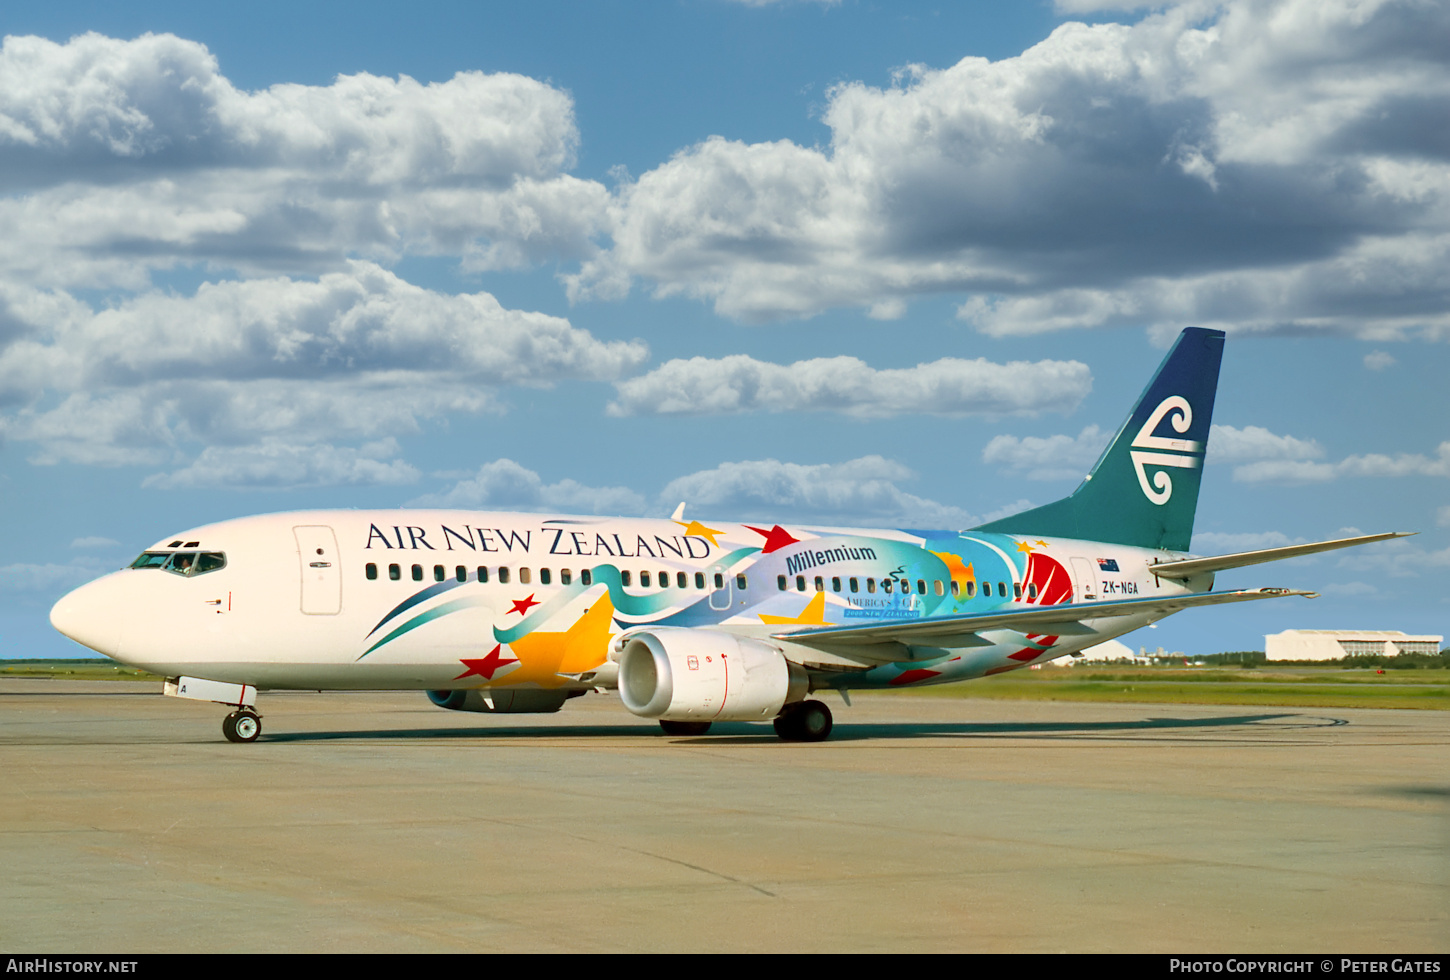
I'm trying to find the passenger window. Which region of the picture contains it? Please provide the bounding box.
[867,579,876,594]
[661,571,670,588]
[778,575,787,591]
[560,569,572,586]
[965,581,975,597]
[1013,583,1022,599]
[499,567,511,584]
[934,580,943,596]
[795,576,806,592]
[540,568,551,585]
[1028,583,1038,599]
[736,574,747,590]
[883,579,893,594]
[580,569,592,586]
[677,572,687,589]
[621,570,632,587]
[519,568,532,584]
[714,573,724,589]
[434,565,445,583]
[389,564,401,581]
[694,572,705,589]
[412,564,423,582]
[950,581,959,597]
[832,577,841,592]
[814,576,824,592]
[477,567,489,583]
[981,582,991,597]
[849,577,858,593]
[917,579,926,594]
[456,566,466,583]
[641,571,651,587]
[998,581,1007,597]
[366,563,378,580]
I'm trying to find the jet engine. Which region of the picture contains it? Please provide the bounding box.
[426,689,576,713]
[614,628,808,722]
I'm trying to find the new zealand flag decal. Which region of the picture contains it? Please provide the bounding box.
[1097,558,1120,572]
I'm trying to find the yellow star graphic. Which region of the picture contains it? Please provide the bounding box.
[758,590,834,626]
[1016,540,1034,554]
[500,594,618,688]
[1034,540,1049,548]
[673,519,726,546]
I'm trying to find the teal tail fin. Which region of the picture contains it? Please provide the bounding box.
[972,327,1226,552]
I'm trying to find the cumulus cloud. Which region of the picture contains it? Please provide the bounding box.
[570,0,1450,336]
[410,459,648,515]
[1364,350,1397,370]
[1208,424,1323,464]
[658,456,977,527]
[144,438,421,490]
[0,262,646,480]
[608,354,1091,417]
[0,33,608,286]
[0,33,644,488]
[1232,441,1450,484]
[981,425,1110,480]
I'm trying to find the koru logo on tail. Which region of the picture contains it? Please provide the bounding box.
[1130,396,1202,505]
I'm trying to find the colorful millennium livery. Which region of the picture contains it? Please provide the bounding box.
[51,329,1408,742]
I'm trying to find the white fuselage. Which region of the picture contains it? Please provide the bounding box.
[50,509,1206,693]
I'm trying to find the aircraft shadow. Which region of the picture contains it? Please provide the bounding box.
[263,711,1341,744]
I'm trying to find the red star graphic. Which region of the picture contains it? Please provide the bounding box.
[508,593,540,616]
[455,645,518,681]
[745,524,800,554]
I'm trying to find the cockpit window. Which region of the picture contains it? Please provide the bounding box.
[130,552,171,569]
[131,551,226,576]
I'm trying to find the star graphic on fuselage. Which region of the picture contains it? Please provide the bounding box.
[758,591,834,626]
[673,519,725,546]
[745,524,800,554]
[455,645,519,681]
[1016,540,1034,554]
[508,594,540,616]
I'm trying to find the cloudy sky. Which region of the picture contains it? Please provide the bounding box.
[5,0,1448,659]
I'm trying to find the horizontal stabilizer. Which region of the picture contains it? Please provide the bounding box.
[773,587,1316,653]
[1152,532,1413,580]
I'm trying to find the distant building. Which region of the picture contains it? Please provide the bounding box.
[1265,630,1444,661]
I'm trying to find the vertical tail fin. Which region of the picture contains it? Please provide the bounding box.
[971,327,1225,552]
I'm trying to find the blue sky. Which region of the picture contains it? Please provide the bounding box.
[4,0,1448,659]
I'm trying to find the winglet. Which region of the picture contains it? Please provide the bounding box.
[671,502,686,521]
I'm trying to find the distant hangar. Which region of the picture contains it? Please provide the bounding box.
[1265,629,1444,661]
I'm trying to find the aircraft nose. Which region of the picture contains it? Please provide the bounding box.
[50,577,124,657]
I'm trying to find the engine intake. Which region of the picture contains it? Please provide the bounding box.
[616,628,806,722]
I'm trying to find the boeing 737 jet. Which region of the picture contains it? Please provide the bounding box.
[50,328,1407,742]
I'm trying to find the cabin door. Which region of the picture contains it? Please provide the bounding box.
[1068,557,1098,602]
[708,564,732,610]
[294,525,342,615]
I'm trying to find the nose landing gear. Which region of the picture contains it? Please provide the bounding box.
[222,709,262,743]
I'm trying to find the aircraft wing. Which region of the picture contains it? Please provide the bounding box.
[771,587,1316,654]
[1150,531,1413,580]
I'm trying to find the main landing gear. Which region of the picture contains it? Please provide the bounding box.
[773,699,833,742]
[222,709,262,743]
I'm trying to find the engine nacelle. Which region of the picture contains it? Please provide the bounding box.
[426,689,574,713]
[615,628,807,722]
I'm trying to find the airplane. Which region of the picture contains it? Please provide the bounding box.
[49,327,1409,743]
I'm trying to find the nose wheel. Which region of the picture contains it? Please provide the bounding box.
[774,699,833,742]
[222,709,262,743]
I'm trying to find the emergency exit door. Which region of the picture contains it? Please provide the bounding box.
[294,525,342,614]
